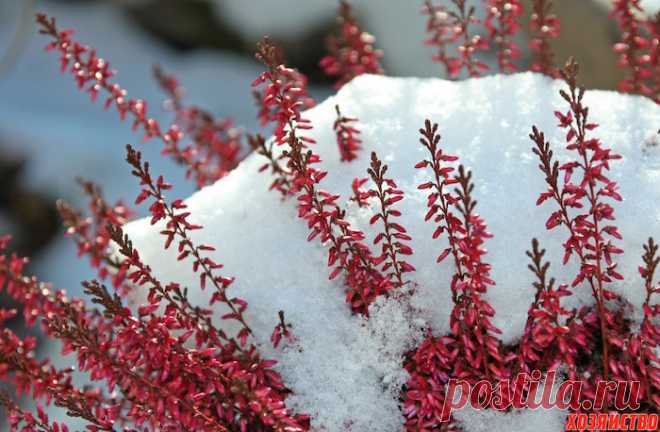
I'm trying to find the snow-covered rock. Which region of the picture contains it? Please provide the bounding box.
[123,73,660,431]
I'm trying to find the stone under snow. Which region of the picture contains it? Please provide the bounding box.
[124,74,660,431]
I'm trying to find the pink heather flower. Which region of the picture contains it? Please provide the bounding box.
[484,0,524,72]
[320,0,384,88]
[422,0,489,78]
[529,0,560,77]
[333,104,362,162]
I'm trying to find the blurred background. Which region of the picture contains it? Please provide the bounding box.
[0,0,657,428]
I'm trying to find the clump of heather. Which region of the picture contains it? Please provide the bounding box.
[401,59,659,429]
[531,59,659,410]
[403,120,508,430]
[255,38,390,315]
[0,15,312,432]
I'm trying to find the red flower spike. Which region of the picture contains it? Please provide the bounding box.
[530,58,626,381]
[333,105,362,162]
[125,145,254,341]
[422,0,489,78]
[404,120,507,429]
[416,120,463,287]
[57,179,133,295]
[153,65,244,186]
[610,1,659,101]
[255,39,388,315]
[122,146,309,431]
[484,0,524,73]
[529,0,560,77]
[320,0,384,88]
[253,38,315,147]
[36,14,241,190]
[367,152,415,288]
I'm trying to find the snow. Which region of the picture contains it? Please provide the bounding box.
[123,73,660,431]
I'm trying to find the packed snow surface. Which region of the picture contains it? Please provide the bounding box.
[124,74,660,431]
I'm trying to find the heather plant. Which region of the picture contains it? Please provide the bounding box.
[35,15,242,190]
[403,121,508,429]
[152,65,244,187]
[611,1,660,101]
[529,0,560,77]
[320,0,384,88]
[57,179,133,296]
[401,58,659,430]
[333,105,362,163]
[366,152,416,289]
[484,0,524,72]
[526,58,659,412]
[422,0,490,78]
[0,1,658,431]
[255,38,390,315]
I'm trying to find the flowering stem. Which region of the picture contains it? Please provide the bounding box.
[0,392,68,432]
[107,224,243,352]
[255,38,386,314]
[637,237,659,405]
[334,105,362,162]
[417,120,463,302]
[529,0,559,76]
[248,133,292,195]
[48,290,230,432]
[368,151,415,288]
[530,59,628,380]
[36,14,239,188]
[126,145,253,342]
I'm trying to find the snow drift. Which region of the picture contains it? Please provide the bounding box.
[123,73,660,431]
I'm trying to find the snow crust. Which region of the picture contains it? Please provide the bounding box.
[124,73,660,431]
